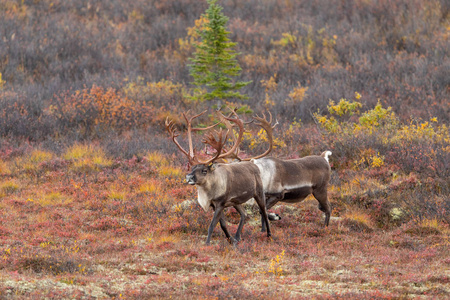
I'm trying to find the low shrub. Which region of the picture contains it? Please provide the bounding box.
[50,85,156,137]
[0,92,54,140]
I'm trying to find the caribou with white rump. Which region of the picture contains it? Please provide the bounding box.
[217,112,333,230]
[165,110,272,245]
[252,151,333,231]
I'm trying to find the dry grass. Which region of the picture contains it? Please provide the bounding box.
[0,180,19,195]
[341,208,375,232]
[0,139,448,299]
[64,143,112,172]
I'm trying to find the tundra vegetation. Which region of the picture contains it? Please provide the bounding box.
[0,0,449,298]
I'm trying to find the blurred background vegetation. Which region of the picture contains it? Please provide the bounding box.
[0,0,448,224]
[0,0,448,138]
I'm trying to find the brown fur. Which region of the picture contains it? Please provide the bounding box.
[187,162,272,245]
[253,151,332,229]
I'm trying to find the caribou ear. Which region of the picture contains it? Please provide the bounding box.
[208,163,216,171]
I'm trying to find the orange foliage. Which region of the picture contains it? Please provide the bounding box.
[50,85,155,136]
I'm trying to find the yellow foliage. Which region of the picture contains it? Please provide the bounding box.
[64,145,89,160]
[34,192,72,207]
[392,119,449,144]
[108,190,126,201]
[288,84,308,103]
[328,99,362,116]
[260,74,278,93]
[358,101,398,130]
[314,98,363,133]
[354,149,385,169]
[343,209,374,228]
[419,218,441,230]
[268,250,285,277]
[320,34,338,64]
[128,10,144,23]
[263,93,275,109]
[271,26,337,65]
[315,115,339,133]
[139,180,162,194]
[271,32,297,48]
[370,153,385,168]
[64,144,103,161]
[9,149,55,175]
[0,180,19,197]
[64,144,112,172]
[285,118,302,138]
[0,159,10,176]
[155,233,182,244]
[124,79,183,100]
[146,152,169,168]
[147,80,183,96]
[158,166,183,178]
[124,78,185,106]
[315,99,411,143]
[0,72,5,89]
[178,16,210,52]
[243,128,286,150]
[29,150,55,163]
[333,174,385,198]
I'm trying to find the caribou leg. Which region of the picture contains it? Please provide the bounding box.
[206,204,225,245]
[313,187,332,227]
[218,211,234,244]
[254,192,271,238]
[261,193,284,232]
[233,205,247,243]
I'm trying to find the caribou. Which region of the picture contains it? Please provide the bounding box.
[252,151,333,231]
[165,110,273,245]
[216,112,333,230]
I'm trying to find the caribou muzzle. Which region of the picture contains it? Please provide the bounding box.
[186,174,196,185]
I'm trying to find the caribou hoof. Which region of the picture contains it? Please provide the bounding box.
[268,213,281,221]
[227,236,239,246]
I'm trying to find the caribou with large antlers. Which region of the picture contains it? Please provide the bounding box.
[252,151,333,231]
[214,112,333,230]
[165,110,272,245]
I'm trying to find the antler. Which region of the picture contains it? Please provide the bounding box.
[201,129,229,165]
[215,109,246,161]
[205,109,277,162]
[165,110,220,165]
[241,111,278,161]
[165,117,190,160]
[166,109,277,165]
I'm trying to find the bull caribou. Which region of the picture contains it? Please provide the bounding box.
[252,151,332,231]
[217,112,333,230]
[165,110,272,245]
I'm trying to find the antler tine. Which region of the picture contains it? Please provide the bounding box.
[241,111,276,161]
[215,108,245,160]
[216,109,236,141]
[181,110,221,162]
[182,110,219,131]
[182,109,205,124]
[201,128,229,165]
[165,117,193,163]
[254,111,278,129]
[166,110,235,166]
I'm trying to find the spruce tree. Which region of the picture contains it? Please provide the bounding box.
[188,0,251,103]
